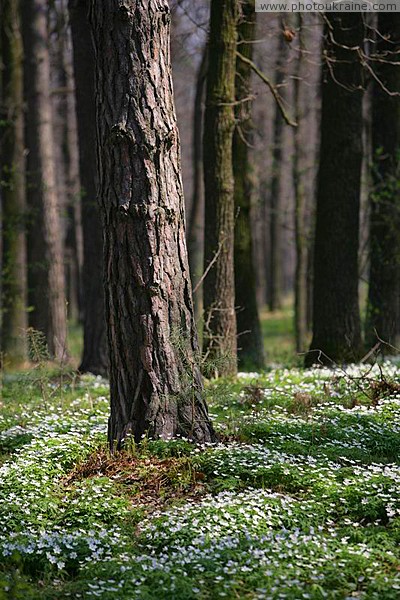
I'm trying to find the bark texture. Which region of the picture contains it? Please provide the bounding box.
[203,0,238,377]
[0,0,28,363]
[21,0,68,360]
[366,13,400,351]
[69,0,108,376]
[233,0,264,370]
[89,0,215,447]
[306,14,364,366]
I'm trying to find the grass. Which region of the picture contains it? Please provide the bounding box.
[260,299,305,367]
[1,313,400,599]
[1,358,400,598]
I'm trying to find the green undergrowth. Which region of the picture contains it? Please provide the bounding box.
[1,361,400,598]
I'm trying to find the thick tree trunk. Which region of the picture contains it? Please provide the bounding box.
[306,14,364,366]
[203,0,238,377]
[0,0,28,363]
[233,0,264,370]
[293,17,308,354]
[267,31,288,312]
[69,0,108,376]
[366,13,400,351]
[22,0,68,361]
[89,0,215,447]
[187,46,207,323]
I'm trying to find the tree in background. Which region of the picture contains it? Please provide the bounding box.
[203,0,238,376]
[49,1,83,326]
[233,0,264,370]
[306,13,364,366]
[69,0,108,376]
[187,45,207,322]
[292,15,308,353]
[90,0,215,447]
[0,0,28,363]
[22,0,68,360]
[267,26,288,313]
[366,13,400,351]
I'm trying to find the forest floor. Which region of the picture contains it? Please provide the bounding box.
[1,316,400,598]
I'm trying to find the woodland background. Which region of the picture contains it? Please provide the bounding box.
[0,2,399,375]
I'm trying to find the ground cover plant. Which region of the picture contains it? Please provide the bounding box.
[1,361,400,599]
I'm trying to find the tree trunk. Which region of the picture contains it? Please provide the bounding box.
[187,46,207,324]
[49,1,83,326]
[267,30,287,312]
[293,16,308,354]
[306,13,364,366]
[63,25,83,325]
[366,13,400,351]
[203,0,238,377]
[233,0,264,370]
[69,0,108,376]
[89,0,215,447]
[0,0,28,363]
[22,0,68,361]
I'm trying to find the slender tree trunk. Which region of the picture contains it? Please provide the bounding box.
[0,0,28,363]
[293,16,308,354]
[69,0,108,376]
[89,0,215,447]
[49,2,82,325]
[22,0,68,361]
[187,46,207,322]
[203,0,238,377]
[366,13,400,351]
[233,0,264,370]
[268,30,288,312]
[64,28,83,324]
[306,14,364,366]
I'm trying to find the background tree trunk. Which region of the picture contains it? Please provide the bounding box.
[203,0,238,377]
[49,1,83,326]
[306,13,364,366]
[22,0,68,361]
[293,16,308,354]
[187,45,207,323]
[233,0,264,370]
[90,0,215,447]
[63,22,83,325]
[0,0,28,363]
[366,13,400,351]
[69,0,108,376]
[267,30,287,313]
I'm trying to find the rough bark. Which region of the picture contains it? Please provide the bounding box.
[187,46,207,323]
[69,0,108,376]
[89,0,215,447]
[366,13,400,351]
[233,0,264,370]
[0,0,28,363]
[293,16,308,354]
[203,0,238,377]
[21,0,68,361]
[306,13,364,366]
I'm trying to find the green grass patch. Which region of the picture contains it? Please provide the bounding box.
[1,361,400,598]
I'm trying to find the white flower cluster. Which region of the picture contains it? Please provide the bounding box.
[1,367,400,599]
